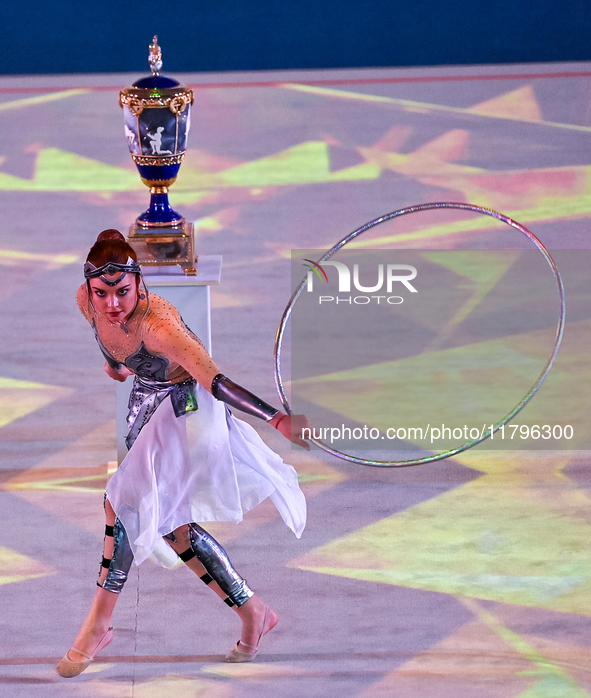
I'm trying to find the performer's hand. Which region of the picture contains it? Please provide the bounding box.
[270,413,312,450]
[104,361,133,382]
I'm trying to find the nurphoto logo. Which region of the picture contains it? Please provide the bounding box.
[302,259,418,305]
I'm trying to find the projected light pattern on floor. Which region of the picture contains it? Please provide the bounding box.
[0,65,590,696]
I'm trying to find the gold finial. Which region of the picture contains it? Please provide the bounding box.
[149,36,163,76]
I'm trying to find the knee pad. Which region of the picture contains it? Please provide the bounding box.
[98,518,134,594]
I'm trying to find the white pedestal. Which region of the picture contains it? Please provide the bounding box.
[116,255,222,463]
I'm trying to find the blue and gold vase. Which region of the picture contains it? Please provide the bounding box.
[119,37,196,274]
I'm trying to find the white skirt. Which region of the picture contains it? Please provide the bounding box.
[106,385,307,567]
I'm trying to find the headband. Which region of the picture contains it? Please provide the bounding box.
[83,257,141,286]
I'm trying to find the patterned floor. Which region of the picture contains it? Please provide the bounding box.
[0,62,590,696]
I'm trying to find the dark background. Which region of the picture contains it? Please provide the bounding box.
[4,0,590,75]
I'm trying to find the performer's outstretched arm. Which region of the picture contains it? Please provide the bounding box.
[150,315,311,449]
[211,373,310,449]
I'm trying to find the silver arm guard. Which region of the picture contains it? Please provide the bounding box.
[211,374,280,422]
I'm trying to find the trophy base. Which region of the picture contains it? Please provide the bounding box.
[128,220,197,276]
[136,188,183,228]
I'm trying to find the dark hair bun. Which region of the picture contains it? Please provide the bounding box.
[87,228,138,266]
[96,229,126,243]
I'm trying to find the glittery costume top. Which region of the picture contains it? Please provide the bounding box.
[76,285,220,447]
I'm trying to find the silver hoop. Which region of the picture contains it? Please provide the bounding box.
[274,202,566,467]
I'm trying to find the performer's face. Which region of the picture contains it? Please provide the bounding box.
[89,274,138,322]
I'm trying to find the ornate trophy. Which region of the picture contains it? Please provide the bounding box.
[119,36,196,274]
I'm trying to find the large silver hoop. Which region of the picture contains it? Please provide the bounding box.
[274,202,566,467]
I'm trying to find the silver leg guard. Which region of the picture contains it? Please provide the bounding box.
[98,517,134,594]
[188,523,254,607]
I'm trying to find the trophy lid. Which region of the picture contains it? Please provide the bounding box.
[133,75,180,89]
[132,36,181,90]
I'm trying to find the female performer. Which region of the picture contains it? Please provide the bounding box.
[57,230,308,677]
